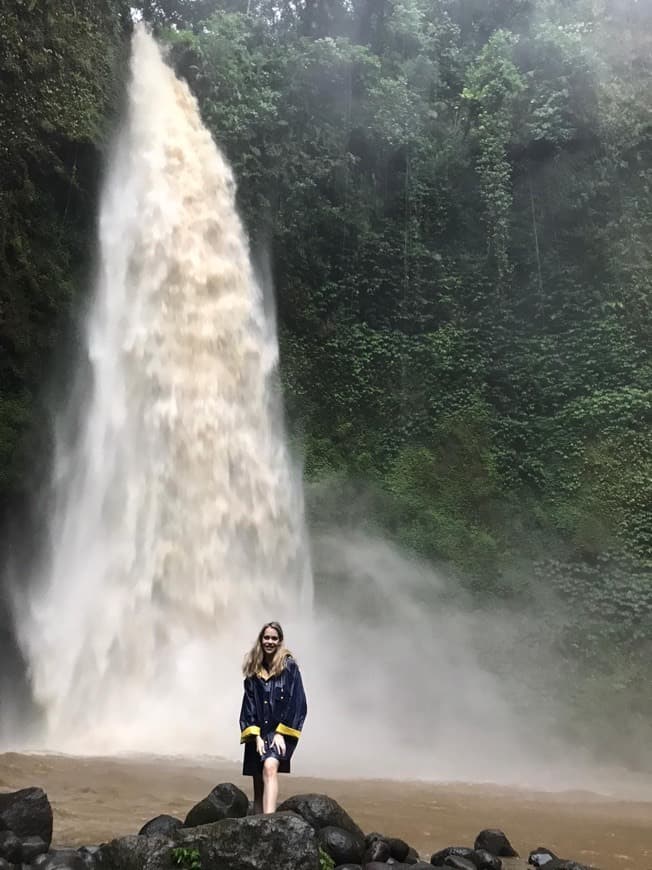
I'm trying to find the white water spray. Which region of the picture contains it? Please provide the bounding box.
[15,26,311,751]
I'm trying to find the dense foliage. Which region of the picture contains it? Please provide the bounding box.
[0,1,130,503]
[155,0,651,575]
[0,0,650,756]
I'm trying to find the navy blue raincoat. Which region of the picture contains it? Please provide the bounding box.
[239,656,307,775]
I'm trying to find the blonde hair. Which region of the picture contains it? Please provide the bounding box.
[243,621,293,678]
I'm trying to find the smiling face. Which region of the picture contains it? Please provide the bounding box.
[260,625,281,658]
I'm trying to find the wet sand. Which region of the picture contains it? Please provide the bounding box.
[1,753,650,870]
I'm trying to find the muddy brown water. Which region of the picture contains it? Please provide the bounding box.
[1,754,650,870]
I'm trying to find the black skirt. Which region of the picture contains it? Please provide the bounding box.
[242,732,298,776]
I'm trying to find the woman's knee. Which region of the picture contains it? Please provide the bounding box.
[262,758,279,779]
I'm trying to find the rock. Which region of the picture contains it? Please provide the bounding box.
[183,783,248,827]
[0,859,12,870]
[20,835,50,862]
[366,864,425,870]
[364,838,391,863]
[473,831,518,858]
[388,838,410,862]
[431,847,477,866]
[139,816,183,837]
[100,816,320,870]
[335,865,362,870]
[318,826,365,865]
[443,858,477,870]
[277,794,365,839]
[528,848,558,867]
[0,830,22,863]
[77,846,100,870]
[96,834,176,870]
[473,850,502,869]
[177,811,319,870]
[35,849,88,870]
[0,788,53,848]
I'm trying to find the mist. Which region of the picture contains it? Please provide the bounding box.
[286,529,650,795]
[2,474,650,798]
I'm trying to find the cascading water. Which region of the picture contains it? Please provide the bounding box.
[14,26,311,752]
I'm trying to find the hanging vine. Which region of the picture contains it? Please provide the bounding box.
[462,31,524,298]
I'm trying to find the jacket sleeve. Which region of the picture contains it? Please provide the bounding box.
[239,677,260,743]
[275,658,307,740]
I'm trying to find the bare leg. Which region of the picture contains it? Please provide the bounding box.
[252,773,263,814]
[262,757,280,814]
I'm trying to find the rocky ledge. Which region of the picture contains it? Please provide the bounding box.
[0,784,600,870]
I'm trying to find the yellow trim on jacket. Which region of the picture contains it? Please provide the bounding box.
[275,723,302,739]
[240,725,261,743]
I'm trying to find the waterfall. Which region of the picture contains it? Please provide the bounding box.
[15,25,311,752]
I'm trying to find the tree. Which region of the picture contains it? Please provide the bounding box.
[0,0,130,500]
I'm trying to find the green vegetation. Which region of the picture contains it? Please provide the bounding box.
[0,0,130,502]
[171,846,201,870]
[319,847,335,870]
[1,0,650,756]
[156,2,651,597]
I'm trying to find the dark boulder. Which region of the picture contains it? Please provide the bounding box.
[366,864,426,870]
[0,830,22,863]
[318,826,365,865]
[183,783,248,827]
[473,850,502,869]
[0,788,53,847]
[431,847,476,866]
[388,838,410,862]
[177,811,319,870]
[277,794,364,839]
[528,849,558,867]
[34,848,89,870]
[102,815,318,870]
[96,834,177,870]
[364,838,391,863]
[139,816,183,837]
[77,846,100,870]
[443,858,477,870]
[473,831,518,858]
[21,835,50,862]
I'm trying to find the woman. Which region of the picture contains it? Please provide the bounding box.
[239,621,307,814]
